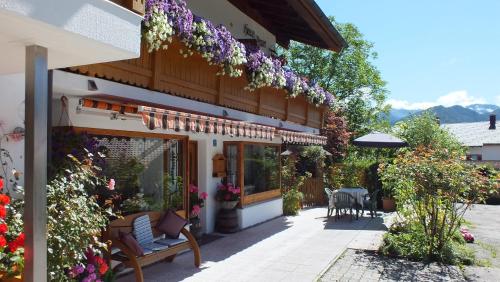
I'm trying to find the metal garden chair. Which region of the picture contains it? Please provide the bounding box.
[324,188,336,218]
[362,189,380,218]
[333,192,358,220]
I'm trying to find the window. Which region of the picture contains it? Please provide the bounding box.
[90,132,186,215]
[243,144,280,195]
[225,142,281,206]
[466,154,482,161]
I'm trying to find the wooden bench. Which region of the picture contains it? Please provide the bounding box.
[104,211,201,282]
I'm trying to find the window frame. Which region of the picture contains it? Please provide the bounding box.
[70,126,190,218]
[224,141,282,206]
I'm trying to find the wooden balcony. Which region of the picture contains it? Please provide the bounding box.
[69,39,326,129]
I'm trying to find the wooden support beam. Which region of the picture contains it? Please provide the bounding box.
[216,75,224,105]
[150,51,162,91]
[24,45,48,282]
[257,89,262,115]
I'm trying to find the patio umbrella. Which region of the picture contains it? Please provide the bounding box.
[352,131,408,148]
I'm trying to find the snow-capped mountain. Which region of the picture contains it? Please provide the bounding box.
[465,104,500,114]
[389,104,500,124]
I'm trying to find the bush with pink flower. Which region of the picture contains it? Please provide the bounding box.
[215,183,241,202]
[189,184,207,219]
[68,249,113,282]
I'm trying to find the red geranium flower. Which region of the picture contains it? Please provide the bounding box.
[0,223,7,234]
[8,233,24,252]
[0,194,10,205]
[0,205,6,219]
[0,177,3,190]
[99,262,109,275]
[0,235,6,248]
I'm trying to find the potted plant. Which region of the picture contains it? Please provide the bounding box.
[382,185,396,212]
[189,184,207,239]
[215,183,241,210]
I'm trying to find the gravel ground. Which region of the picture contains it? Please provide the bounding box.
[319,249,465,282]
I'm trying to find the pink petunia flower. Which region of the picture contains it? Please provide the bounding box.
[201,192,208,200]
[192,204,201,216]
[107,179,115,191]
[190,184,198,193]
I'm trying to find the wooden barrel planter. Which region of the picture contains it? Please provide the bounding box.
[216,208,239,233]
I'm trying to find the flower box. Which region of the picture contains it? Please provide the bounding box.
[0,272,22,282]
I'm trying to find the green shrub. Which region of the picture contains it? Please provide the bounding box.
[283,189,304,216]
[282,157,308,216]
[380,222,475,265]
[47,153,115,281]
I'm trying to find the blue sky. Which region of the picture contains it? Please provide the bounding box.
[316,0,500,109]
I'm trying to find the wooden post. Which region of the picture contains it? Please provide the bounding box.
[24,45,48,282]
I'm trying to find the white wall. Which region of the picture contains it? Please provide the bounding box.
[55,96,282,233]
[0,0,142,74]
[237,198,283,229]
[481,144,500,161]
[0,73,25,192]
[187,0,277,52]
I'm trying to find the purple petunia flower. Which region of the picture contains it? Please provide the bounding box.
[86,264,96,274]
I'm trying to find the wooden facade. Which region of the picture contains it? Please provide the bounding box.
[69,39,326,129]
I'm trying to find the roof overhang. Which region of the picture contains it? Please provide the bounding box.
[0,0,142,74]
[228,0,346,52]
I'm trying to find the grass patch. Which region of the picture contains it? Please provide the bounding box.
[461,219,476,229]
[477,241,498,259]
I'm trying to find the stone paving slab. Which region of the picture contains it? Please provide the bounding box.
[117,208,393,282]
[319,249,465,282]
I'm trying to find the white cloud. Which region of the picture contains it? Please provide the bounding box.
[388,90,486,110]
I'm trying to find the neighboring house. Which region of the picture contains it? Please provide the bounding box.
[443,114,500,166]
[1,0,346,261]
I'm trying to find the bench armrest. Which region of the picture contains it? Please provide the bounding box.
[180,227,201,267]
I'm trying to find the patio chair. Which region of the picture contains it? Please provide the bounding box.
[362,189,380,218]
[324,188,336,218]
[333,192,358,220]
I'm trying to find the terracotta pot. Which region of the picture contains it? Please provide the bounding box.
[0,272,23,282]
[382,197,396,212]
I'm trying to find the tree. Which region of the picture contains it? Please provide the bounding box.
[281,17,389,135]
[321,110,350,161]
[394,111,464,154]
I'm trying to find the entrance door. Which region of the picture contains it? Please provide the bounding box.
[188,141,198,186]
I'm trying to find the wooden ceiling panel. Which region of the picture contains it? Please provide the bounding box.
[228,0,346,52]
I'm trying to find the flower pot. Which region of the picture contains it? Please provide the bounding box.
[220,200,238,210]
[382,197,396,212]
[0,272,23,282]
[190,217,203,240]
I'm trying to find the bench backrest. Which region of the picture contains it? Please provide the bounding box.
[107,211,164,240]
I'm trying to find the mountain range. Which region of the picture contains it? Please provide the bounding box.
[389,104,500,124]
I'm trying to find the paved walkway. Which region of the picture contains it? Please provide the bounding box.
[320,249,464,282]
[463,204,500,281]
[117,208,392,282]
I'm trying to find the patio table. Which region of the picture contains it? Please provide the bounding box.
[337,187,369,209]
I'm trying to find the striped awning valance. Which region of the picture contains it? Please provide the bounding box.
[78,99,327,145]
[137,106,276,140]
[278,130,327,145]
